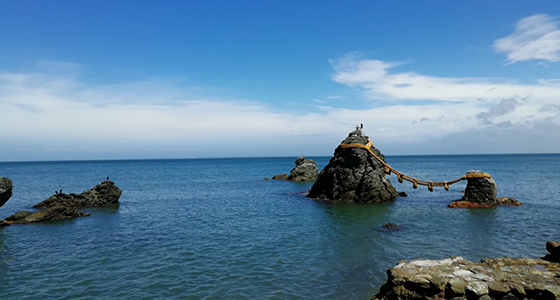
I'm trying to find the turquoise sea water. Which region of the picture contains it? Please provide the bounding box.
[0,154,559,299]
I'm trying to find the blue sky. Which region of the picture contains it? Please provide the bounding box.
[1,1,560,161]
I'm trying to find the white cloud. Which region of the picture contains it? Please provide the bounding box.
[494,14,560,64]
[2,55,560,160]
[331,52,560,102]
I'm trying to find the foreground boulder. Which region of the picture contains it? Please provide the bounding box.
[307,129,397,203]
[0,177,13,208]
[373,256,560,300]
[33,180,122,208]
[544,241,560,262]
[287,156,319,182]
[1,206,90,225]
[449,171,521,208]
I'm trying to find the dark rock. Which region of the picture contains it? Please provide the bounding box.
[3,206,90,225]
[461,170,497,205]
[496,197,522,206]
[271,174,288,180]
[263,177,270,181]
[397,191,408,197]
[0,177,13,208]
[307,130,397,203]
[382,222,400,230]
[33,180,122,208]
[287,156,319,182]
[546,241,560,261]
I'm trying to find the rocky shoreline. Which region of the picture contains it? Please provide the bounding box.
[372,242,560,300]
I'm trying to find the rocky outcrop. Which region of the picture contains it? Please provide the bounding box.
[1,207,90,225]
[449,171,521,208]
[271,174,288,180]
[307,129,397,203]
[287,156,318,182]
[373,256,560,300]
[0,177,13,208]
[33,180,122,208]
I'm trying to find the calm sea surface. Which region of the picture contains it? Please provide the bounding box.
[0,154,559,299]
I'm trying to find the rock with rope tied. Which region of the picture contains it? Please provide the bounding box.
[307,129,399,203]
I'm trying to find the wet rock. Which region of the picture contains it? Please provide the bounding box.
[543,241,560,262]
[2,206,89,225]
[263,177,270,181]
[33,180,122,208]
[382,222,401,230]
[287,156,318,182]
[307,129,397,203]
[496,197,522,206]
[397,191,408,197]
[271,174,288,180]
[372,255,560,300]
[0,177,13,208]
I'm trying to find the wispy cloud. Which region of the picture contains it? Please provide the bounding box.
[494,14,560,64]
[331,52,560,102]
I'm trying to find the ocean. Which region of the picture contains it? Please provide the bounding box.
[0,154,559,299]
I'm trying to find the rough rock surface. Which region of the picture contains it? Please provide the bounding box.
[0,177,13,208]
[287,156,319,182]
[271,174,288,180]
[1,206,90,225]
[33,180,122,208]
[373,256,560,300]
[307,129,397,203]
[462,170,498,205]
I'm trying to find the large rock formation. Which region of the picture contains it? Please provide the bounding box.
[2,206,90,225]
[449,171,521,208]
[307,129,397,203]
[373,256,560,300]
[0,177,13,208]
[33,180,122,208]
[287,156,318,182]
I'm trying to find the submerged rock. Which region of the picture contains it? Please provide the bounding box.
[382,222,400,231]
[307,129,397,203]
[2,206,90,225]
[0,177,13,208]
[287,156,318,182]
[33,180,122,209]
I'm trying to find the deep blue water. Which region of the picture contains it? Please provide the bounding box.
[0,154,559,299]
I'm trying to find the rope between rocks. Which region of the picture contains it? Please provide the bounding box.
[337,140,491,192]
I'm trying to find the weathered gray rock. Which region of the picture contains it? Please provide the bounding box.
[307,130,397,203]
[461,170,497,205]
[2,206,89,225]
[287,156,318,182]
[33,180,122,208]
[0,177,13,208]
[373,256,560,300]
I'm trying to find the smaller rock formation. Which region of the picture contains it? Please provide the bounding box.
[33,180,122,208]
[1,207,89,226]
[543,240,560,262]
[287,156,319,182]
[449,171,521,208]
[307,129,398,203]
[382,222,400,231]
[373,256,560,300]
[271,174,288,180]
[0,177,13,208]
